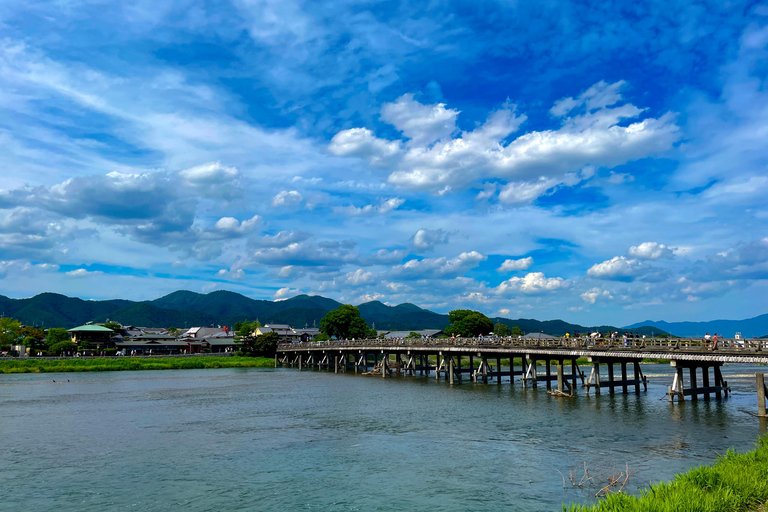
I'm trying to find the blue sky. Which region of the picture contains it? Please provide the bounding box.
[0,0,766,325]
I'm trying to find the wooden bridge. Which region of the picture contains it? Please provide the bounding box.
[276,337,768,403]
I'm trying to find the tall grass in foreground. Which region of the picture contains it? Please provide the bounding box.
[565,435,768,512]
[0,356,274,373]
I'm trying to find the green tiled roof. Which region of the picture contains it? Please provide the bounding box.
[68,325,114,332]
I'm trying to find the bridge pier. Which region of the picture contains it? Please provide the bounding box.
[586,357,646,394]
[668,360,728,402]
[758,373,768,417]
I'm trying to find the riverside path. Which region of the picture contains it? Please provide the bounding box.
[276,336,768,403]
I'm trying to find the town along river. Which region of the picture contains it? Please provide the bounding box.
[1,364,765,511]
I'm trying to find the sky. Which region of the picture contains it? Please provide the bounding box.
[0,0,767,326]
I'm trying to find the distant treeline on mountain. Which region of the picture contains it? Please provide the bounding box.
[624,314,768,339]
[0,290,668,336]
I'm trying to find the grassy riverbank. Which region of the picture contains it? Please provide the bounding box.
[565,435,768,512]
[0,356,275,374]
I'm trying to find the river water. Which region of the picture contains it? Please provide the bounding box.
[1,364,766,511]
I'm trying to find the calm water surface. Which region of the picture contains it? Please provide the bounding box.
[1,364,766,511]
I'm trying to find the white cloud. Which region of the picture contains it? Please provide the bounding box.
[587,256,640,280]
[65,268,102,277]
[214,215,262,235]
[271,190,303,207]
[380,93,459,145]
[335,197,405,216]
[344,269,375,285]
[496,272,568,294]
[550,80,625,117]
[628,242,674,260]
[392,251,486,279]
[410,228,450,251]
[331,82,679,202]
[498,257,534,272]
[580,287,613,304]
[499,308,510,315]
[328,128,401,165]
[216,268,245,280]
[274,287,300,299]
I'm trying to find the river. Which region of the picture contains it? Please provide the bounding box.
[1,364,766,511]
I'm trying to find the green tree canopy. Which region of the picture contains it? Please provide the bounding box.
[512,326,523,336]
[444,310,493,337]
[493,323,512,337]
[236,331,278,357]
[49,340,76,355]
[320,305,370,340]
[46,328,71,347]
[0,317,22,346]
[234,320,262,338]
[102,322,122,332]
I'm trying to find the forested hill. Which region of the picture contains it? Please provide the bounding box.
[0,290,663,336]
[624,313,768,338]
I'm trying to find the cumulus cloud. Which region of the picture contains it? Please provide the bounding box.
[330,82,679,202]
[343,268,375,285]
[274,287,300,299]
[410,228,450,251]
[580,287,613,304]
[214,215,262,235]
[335,197,405,216]
[628,242,674,260]
[271,190,303,207]
[496,272,568,294]
[380,93,459,145]
[498,257,534,272]
[587,256,640,280]
[392,251,486,279]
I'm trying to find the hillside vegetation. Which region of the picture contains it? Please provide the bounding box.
[0,290,664,336]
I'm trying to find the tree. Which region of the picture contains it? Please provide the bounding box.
[0,317,22,346]
[49,340,76,355]
[237,331,279,357]
[320,305,370,340]
[46,328,71,348]
[102,322,122,332]
[20,326,46,350]
[494,323,512,337]
[234,320,261,338]
[314,333,331,342]
[512,326,523,336]
[407,331,421,338]
[444,310,493,337]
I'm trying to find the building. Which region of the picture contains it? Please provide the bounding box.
[202,331,238,353]
[294,327,321,342]
[254,324,301,342]
[114,327,188,354]
[68,324,115,350]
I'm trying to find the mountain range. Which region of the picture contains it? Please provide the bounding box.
[0,289,739,337]
[624,314,768,339]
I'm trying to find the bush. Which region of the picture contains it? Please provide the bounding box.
[49,340,76,355]
[103,349,117,356]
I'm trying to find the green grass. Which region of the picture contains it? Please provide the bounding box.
[0,356,275,374]
[565,435,768,512]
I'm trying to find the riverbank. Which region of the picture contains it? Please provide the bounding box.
[565,435,768,512]
[0,356,275,373]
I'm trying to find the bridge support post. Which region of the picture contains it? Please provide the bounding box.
[557,362,564,393]
[669,361,728,402]
[449,356,454,385]
[545,360,552,390]
[298,354,303,371]
[334,354,338,373]
[758,373,768,417]
[497,357,502,384]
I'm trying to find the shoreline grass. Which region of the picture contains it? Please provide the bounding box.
[564,435,768,512]
[0,356,275,374]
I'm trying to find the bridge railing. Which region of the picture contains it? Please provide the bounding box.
[278,336,767,352]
